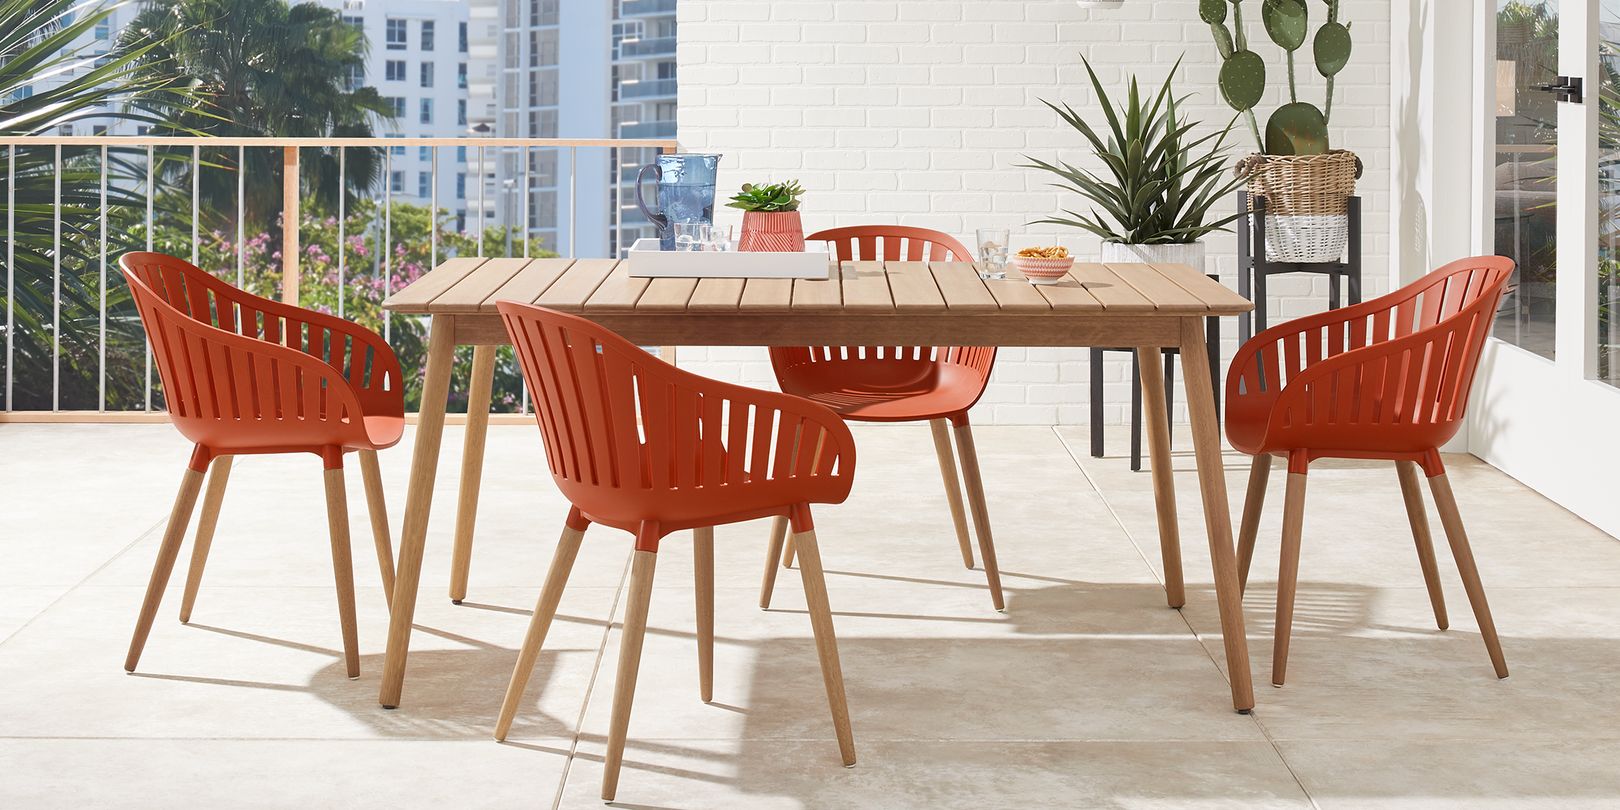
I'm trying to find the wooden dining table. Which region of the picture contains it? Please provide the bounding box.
[378,256,1258,712]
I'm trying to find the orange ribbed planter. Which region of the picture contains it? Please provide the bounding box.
[738,211,806,252]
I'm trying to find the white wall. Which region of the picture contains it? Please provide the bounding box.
[674,0,1392,425]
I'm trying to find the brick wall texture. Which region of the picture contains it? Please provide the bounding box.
[673,0,1391,425]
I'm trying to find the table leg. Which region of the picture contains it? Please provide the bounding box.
[1177,317,1256,713]
[379,314,458,709]
[1135,346,1184,609]
[450,344,497,604]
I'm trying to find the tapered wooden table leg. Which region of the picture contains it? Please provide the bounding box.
[1177,317,1256,712]
[180,455,233,623]
[1136,346,1185,608]
[379,314,457,708]
[450,344,496,604]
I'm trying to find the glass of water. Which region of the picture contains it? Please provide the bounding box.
[976,228,1009,280]
[705,224,733,252]
[674,221,710,252]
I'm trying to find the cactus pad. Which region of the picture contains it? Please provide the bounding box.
[1200,0,1227,24]
[1210,22,1235,59]
[1314,22,1351,76]
[1264,102,1330,155]
[1261,0,1308,51]
[1219,50,1266,112]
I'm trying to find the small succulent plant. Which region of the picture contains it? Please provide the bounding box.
[1203,0,1352,155]
[725,180,805,213]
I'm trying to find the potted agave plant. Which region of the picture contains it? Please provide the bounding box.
[728,180,806,252]
[1204,0,1359,263]
[1021,56,1248,275]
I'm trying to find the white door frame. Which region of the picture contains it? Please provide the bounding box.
[1464,0,1620,538]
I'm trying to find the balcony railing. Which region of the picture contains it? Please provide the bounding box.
[621,0,677,17]
[618,78,678,100]
[619,120,676,139]
[0,135,676,419]
[617,36,676,59]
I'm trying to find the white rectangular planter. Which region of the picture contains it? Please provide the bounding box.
[1098,241,1207,274]
[626,238,834,279]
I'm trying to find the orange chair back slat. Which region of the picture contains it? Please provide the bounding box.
[500,302,855,539]
[1226,256,1514,465]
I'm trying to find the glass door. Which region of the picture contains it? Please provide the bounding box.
[1471,0,1620,538]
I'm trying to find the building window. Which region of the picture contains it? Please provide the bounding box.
[421,20,435,51]
[418,171,431,198]
[458,62,467,89]
[389,142,406,157]
[459,21,468,53]
[418,146,431,162]
[342,63,364,91]
[390,170,403,193]
[457,99,467,126]
[456,146,467,163]
[342,14,362,29]
[385,60,405,82]
[386,19,407,50]
[94,20,110,39]
[419,98,434,124]
[385,96,406,118]
[419,62,434,88]
[455,173,466,199]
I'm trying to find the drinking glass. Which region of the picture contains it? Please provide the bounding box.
[674,221,710,252]
[976,228,1009,280]
[705,224,734,252]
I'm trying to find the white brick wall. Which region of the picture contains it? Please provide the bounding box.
[675,0,1392,425]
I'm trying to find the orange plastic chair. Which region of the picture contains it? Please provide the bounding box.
[761,225,1005,610]
[491,302,858,802]
[1225,255,1515,687]
[119,252,403,679]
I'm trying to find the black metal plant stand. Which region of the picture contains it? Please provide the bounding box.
[1237,193,1363,342]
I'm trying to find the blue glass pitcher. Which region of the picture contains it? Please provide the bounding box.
[635,153,721,250]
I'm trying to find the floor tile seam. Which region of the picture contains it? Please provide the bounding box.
[550,550,633,810]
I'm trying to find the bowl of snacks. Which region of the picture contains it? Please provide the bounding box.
[1011,246,1074,285]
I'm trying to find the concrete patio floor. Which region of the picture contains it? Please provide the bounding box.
[3,421,1619,808]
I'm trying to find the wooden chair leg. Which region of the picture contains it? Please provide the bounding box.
[125,466,206,672]
[357,448,396,605]
[781,533,797,569]
[1427,472,1509,679]
[694,526,715,703]
[759,515,789,609]
[1396,460,1448,630]
[953,421,1006,611]
[1237,454,1272,593]
[930,418,976,569]
[789,525,856,767]
[179,456,233,623]
[323,464,361,679]
[450,344,497,605]
[602,547,659,802]
[1272,470,1308,687]
[495,520,586,740]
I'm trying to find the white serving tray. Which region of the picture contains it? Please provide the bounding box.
[626,238,834,279]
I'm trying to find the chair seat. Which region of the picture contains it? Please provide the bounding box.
[776,360,984,422]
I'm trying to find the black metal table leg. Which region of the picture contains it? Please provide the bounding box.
[1089,347,1104,458]
[1129,350,1143,473]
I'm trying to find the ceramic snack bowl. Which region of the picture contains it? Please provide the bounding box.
[1011,255,1075,285]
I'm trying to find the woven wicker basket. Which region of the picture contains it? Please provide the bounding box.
[1240,150,1360,264]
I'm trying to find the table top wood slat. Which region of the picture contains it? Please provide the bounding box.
[1149,262,1249,309]
[791,266,846,311]
[382,257,486,312]
[429,258,534,313]
[738,277,794,312]
[1104,262,1212,313]
[1061,263,1149,312]
[840,261,895,312]
[584,260,653,311]
[929,262,998,312]
[687,277,746,311]
[886,261,947,311]
[535,259,621,310]
[982,265,1055,312]
[478,258,575,311]
[636,276,701,311]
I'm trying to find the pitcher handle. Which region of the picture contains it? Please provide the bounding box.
[635,164,667,232]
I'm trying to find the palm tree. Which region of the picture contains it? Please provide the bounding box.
[123,0,395,228]
[1,0,192,410]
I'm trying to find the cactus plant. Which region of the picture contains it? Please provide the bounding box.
[1207,0,1351,154]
